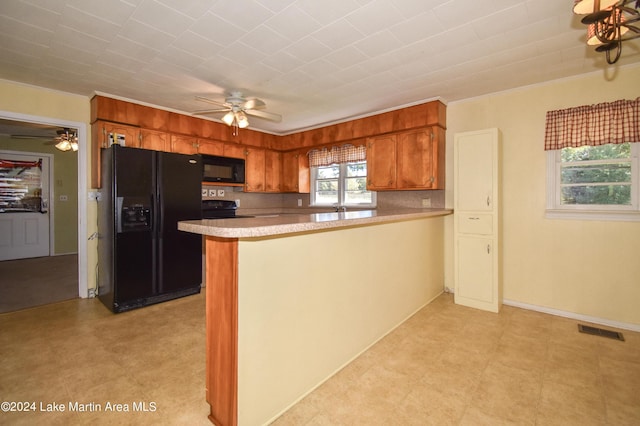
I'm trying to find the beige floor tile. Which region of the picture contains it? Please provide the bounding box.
[4,291,640,425]
[468,360,543,424]
[543,342,602,389]
[535,380,606,425]
[492,333,549,373]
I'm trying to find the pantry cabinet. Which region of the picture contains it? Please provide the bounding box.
[453,128,501,313]
[366,127,443,191]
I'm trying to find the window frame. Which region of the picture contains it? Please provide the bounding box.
[310,161,377,208]
[546,142,640,221]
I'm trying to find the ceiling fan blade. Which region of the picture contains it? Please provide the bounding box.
[192,108,231,115]
[195,95,229,108]
[243,98,266,110]
[10,134,52,139]
[245,109,282,123]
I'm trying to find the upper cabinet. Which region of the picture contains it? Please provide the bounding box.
[366,127,444,191]
[171,135,225,156]
[244,147,266,192]
[264,150,282,193]
[140,129,169,151]
[366,135,396,190]
[282,151,309,193]
[91,95,446,191]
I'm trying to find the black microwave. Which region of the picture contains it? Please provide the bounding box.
[201,154,245,184]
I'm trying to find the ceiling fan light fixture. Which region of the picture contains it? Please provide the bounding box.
[222,111,235,126]
[236,112,249,129]
[53,128,79,152]
[55,140,72,151]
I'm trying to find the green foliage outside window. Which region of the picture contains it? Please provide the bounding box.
[560,143,631,205]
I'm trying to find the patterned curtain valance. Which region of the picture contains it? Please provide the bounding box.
[544,98,640,150]
[308,144,366,167]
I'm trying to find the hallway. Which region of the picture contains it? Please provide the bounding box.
[0,254,77,313]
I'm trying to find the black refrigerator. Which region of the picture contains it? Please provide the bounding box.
[98,145,202,313]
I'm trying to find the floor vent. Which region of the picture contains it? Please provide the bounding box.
[578,324,625,341]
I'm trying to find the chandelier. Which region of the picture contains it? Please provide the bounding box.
[54,128,78,152]
[573,0,640,64]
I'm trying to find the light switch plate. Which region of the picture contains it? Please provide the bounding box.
[208,189,217,197]
[201,189,208,197]
[217,189,225,197]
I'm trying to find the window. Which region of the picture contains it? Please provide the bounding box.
[546,142,639,220]
[311,161,376,207]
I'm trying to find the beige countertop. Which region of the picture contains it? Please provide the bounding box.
[178,208,453,239]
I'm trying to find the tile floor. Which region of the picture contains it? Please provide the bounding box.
[1,291,639,425]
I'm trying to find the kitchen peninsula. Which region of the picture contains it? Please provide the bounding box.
[179,208,452,426]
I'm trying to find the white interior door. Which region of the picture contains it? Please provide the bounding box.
[0,152,51,260]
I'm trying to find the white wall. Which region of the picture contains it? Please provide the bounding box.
[444,64,640,327]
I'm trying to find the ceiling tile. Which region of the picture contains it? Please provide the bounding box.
[0,0,638,134]
[264,4,322,41]
[346,0,405,35]
[240,25,291,55]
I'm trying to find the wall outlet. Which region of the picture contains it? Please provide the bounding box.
[217,189,225,197]
[297,199,302,207]
[421,198,431,208]
[235,199,240,207]
[208,189,217,197]
[59,195,68,201]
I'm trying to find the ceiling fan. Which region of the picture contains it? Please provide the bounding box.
[192,91,282,130]
[50,128,78,152]
[7,124,78,152]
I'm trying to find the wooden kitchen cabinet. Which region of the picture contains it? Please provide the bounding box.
[244,147,266,192]
[366,127,443,191]
[198,139,224,156]
[91,121,141,188]
[366,134,397,190]
[453,128,501,313]
[265,150,282,192]
[282,151,309,193]
[140,129,169,151]
[171,134,199,154]
[223,143,246,160]
[397,128,436,189]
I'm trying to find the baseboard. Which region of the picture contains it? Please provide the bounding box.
[503,299,640,333]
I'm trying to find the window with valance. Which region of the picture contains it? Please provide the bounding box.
[544,98,639,220]
[308,144,375,207]
[308,144,367,167]
[544,98,640,150]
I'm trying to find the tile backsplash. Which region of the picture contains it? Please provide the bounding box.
[202,184,445,213]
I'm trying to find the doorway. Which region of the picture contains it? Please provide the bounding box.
[0,152,52,260]
[0,112,88,312]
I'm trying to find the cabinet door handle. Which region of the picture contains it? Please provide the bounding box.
[487,244,491,254]
[486,196,491,207]
[468,217,480,220]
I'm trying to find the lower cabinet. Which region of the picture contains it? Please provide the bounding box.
[455,236,496,308]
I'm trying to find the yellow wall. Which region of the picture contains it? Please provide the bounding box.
[445,64,640,327]
[0,79,95,289]
[237,217,445,425]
